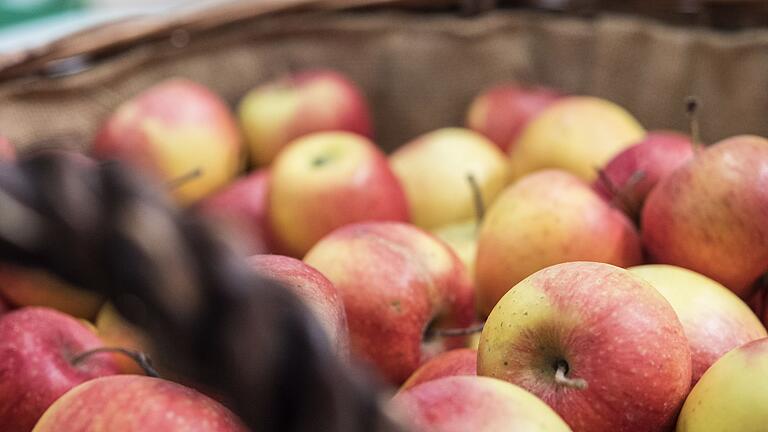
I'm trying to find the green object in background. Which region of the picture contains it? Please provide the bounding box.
[0,0,85,28]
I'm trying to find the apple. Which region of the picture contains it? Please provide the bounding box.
[478,262,692,432]
[0,307,120,432]
[197,169,272,255]
[304,222,475,385]
[391,376,572,432]
[239,69,372,166]
[642,135,768,298]
[93,78,243,204]
[32,375,247,431]
[0,263,104,319]
[389,128,509,229]
[630,264,767,384]
[0,295,8,315]
[95,303,154,375]
[400,348,477,392]
[432,220,478,278]
[510,96,645,181]
[676,337,768,431]
[0,136,15,161]
[474,170,642,317]
[269,132,409,257]
[466,83,562,152]
[593,131,694,220]
[247,254,349,357]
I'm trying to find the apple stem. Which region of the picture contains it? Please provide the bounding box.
[466,173,485,230]
[428,322,485,338]
[554,360,587,390]
[167,167,203,190]
[71,347,161,378]
[686,96,702,151]
[596,169,634,216]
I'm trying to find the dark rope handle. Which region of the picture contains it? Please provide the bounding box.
[0,153,401,432]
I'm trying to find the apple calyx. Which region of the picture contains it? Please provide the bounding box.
[553,359,588,390]
[466,173,485,230]
[685,96,702,151]
[71,347,161,377]
[167,167,204,190]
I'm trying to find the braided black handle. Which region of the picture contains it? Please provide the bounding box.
[0,152,401,432]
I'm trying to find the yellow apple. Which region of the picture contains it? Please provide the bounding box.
[432,220,478,278]
[510,96,645,181]
[390,128,509,229]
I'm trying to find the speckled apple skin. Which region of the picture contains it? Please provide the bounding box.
[0,307,120,432]
[478,262,692,432]
[400,348,477,392]
[33,375,247,432]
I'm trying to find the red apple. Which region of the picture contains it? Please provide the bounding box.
[466,83,562,153]
[391,376,572,432]
[269,132,409,257]
[478,262,692,432]
[197,169,272,255]
[304,222,475,385]
[93,78,243,204]
[0,136,15,161]
[239,69,372,166]
[0,264,104,319]
[32,375,247,431]
[475,170,642,317]
[247,254,349,357]
[95,303,154,375]
[594,131,694,220]
[642,135,768,298]
[400,348,477,392]
[0,307,120,432]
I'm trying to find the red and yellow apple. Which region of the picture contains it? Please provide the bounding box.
[478,262,692,432]
[269,132,409,257]
[466,83,562,152]
[239,69,371,166]
[197,169,272,255]
[475,170,642,316]
[630,264,766,384]
[391,376,572,432]
[432,220,478,278]
[32,375,247,431]
[390,128,509,229]
[676,337,768,431]
[93,78,243,203]
[0,307,120,432]
[247,254,349,357]
[509,96,645,181]
[642,135,768,297]
[304,222,474,384]
[593,131,694,219]
[400,348,477,392]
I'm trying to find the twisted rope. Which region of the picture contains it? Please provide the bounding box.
[0,152,400,432]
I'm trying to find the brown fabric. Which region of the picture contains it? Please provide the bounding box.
[1,9,767,154]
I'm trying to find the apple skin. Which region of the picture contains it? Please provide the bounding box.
[93,78,242,204]
[0,264,104,319]
[510,96,645,181]
[478,262,692,432]
[432,220,478,278]
[304,222,475,385]
[630,264,767,385]
[391,376,572,432]
[197,169,272,255]
[269,132,409,257]
[400,348,477,392]
[593,131,694,220]
[95,303,153,375]
[466,83,562,153]
[389,128,510,229]
[475,170,642,317]
[642,135,768,298]
[239,69,372,166]
[676,337,768,431]
[0,307,120,432]
[32,375,247,432]
[247,254,349,357]
[0,136,15,160]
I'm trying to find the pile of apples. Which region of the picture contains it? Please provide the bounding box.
[1,68,767,432]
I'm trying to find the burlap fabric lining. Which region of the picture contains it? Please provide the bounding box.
[1,9,767,153]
